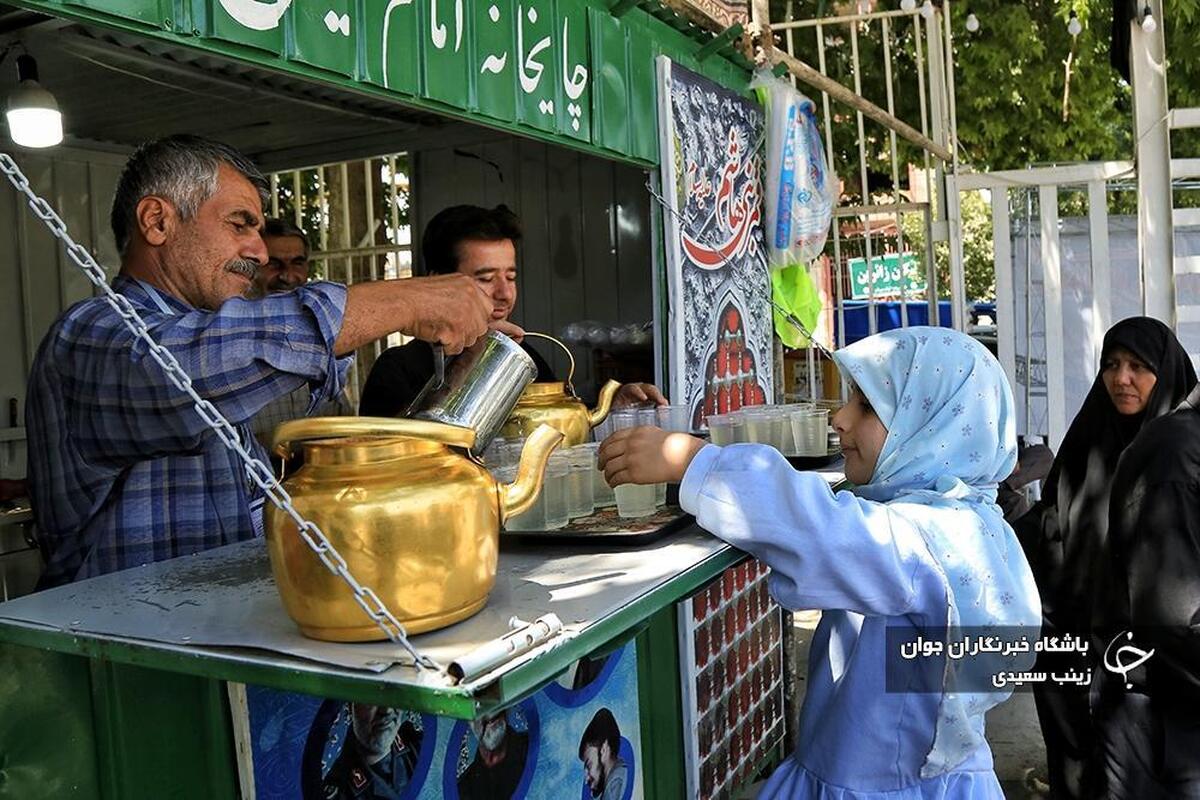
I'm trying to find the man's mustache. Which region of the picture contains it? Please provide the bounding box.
[225,258,259,279]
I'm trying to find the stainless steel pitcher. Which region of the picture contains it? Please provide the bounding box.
[407,331,537,452]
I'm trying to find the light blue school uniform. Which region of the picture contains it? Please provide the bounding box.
[679,328,1041,799]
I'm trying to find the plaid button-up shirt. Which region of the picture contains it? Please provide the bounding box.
[26,275,351,585]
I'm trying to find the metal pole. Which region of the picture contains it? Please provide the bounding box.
[914,13,939,326]
[364,158,382,359]
[942,2,967,330]
[850,23,878,335]
[883,17,909,330]
[1130,0,1174,321]
[1024,188,1034,436]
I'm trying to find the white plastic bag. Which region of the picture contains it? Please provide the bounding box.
[752,70,836,269]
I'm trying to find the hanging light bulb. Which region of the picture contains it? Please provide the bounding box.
[6,54,63,149]
[965,12,980,31]
[901,0,917,12]
[920,0,935,18]
[1067,9,1082,36]
[1141,4,1157,32]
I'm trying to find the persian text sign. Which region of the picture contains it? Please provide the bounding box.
[847,252,925,299]
[47,0,717,162]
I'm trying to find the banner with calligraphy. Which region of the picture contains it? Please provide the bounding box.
[657,58,773,430]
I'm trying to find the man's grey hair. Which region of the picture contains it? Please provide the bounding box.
[110,135,270,255]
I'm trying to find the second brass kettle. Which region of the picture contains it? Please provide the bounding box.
[501,332,620,446]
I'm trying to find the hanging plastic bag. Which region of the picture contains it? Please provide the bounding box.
[771,262,823,349]
[751,69,836,270]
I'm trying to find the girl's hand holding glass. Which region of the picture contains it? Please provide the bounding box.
[598,427,706,487]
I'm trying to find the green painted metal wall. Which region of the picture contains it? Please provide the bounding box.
[0,644,238,799]
[10,0,750,166]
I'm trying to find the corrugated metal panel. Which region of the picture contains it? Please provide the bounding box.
[0,147,122,480]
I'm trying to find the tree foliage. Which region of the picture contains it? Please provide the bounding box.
[770,0,1200,301]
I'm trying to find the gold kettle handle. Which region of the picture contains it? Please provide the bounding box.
[501,424,564,521]
[271,416,476,459]
[523,331,575,388]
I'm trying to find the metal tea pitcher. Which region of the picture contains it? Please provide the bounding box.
[408,331,538,453]
[501,333,621,447]
[265,417,563,642]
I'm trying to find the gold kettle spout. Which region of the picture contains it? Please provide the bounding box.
[588,380,623,428]
[501,423,564,520]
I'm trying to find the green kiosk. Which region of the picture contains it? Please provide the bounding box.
[0,1,804,797]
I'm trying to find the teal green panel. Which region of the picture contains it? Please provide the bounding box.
[627,23,659,163]
[473,0,517,123]
[201,0,286,54]
[588,7,629,155]
[0,644,101,799]
[636,604,687,798]
[362,0,422,96]
[89,661,238,799]
[514,0,558,134]
[556,1,590,142]
[64,0,165,28]
[289,0,356,76]
[423,0,474,110]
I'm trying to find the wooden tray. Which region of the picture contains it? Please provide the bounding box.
[501,504,695,546]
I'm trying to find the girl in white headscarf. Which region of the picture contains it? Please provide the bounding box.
[600,327,1040,799]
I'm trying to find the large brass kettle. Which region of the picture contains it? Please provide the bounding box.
[501,332,621,446]
[265,417,563,642]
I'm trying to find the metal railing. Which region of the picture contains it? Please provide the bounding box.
[267,154,414,402]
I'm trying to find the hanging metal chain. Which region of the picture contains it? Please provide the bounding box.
[0,153,439,672]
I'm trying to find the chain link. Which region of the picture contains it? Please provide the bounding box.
[0,153,440,672]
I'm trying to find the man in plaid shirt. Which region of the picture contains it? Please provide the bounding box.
[26,136,516,585]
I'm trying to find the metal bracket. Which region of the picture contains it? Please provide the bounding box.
[695,23,744,62]
[448,614,565,684]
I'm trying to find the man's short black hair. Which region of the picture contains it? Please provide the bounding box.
[578,707,620,759]
[421,204,522,275]
[263,217,311,256]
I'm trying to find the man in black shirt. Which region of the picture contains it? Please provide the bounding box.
[359,204,665,417]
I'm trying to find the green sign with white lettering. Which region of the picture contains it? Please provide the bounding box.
[847,252,925,299]
[22,0,751,166]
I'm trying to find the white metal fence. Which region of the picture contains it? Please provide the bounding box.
[267,154,413,402]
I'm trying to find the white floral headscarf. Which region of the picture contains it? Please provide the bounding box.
[834,327,1041,776]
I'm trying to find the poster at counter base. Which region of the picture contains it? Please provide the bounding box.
[228,643,643,799]
[656,57,774,431]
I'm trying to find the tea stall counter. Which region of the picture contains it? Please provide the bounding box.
[0,526,738,713]
[0,465,845,797]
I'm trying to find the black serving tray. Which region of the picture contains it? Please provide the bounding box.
[501,504,694,546]
[785,450,844,471]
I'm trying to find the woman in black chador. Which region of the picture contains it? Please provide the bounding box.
[1016,316,1196,799]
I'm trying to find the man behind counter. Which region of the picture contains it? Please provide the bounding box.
[26,136,517,585]
[248,217,353,446]
[359,204,665,417]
